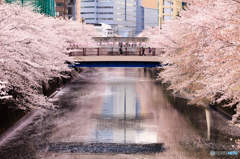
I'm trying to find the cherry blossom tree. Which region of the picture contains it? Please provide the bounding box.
[139,0,240,123]
[0,2,98,109]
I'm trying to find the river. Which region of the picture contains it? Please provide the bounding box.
[0,68,239,159]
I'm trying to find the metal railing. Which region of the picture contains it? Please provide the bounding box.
[66,47,162,56]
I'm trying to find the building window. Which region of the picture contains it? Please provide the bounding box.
[68,0,74,5]
[163,15,173,21]
[97,12,113,14]
[68,7,73,14]
[96,0,113,2]
[97,6,113,8]
[97,18,113,20]
[163,8,173,14]
[81,6,95,8]
[116,7,125,10]
[85,18,95,20]
[163,0,173,6]
[56,3,64,7]
[81,12,95,14]
[127,20,135,23]
[182,2,187,6]
[116,18,124,21]
[81,0,95,2]
[55,12,64,16]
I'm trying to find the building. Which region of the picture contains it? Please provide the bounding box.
[67,0,76,20]
[136,0,158,35]
[76,0,81,22]
[90,23,114,37]
[5,0,55,17]
[55,0,76,20]
[55,0,68,18]
[142,0,158,9]
[158,0,183,24]
[79,0,137,37]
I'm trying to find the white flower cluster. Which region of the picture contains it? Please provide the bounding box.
[236,139,240,149]
[0,81,12,99]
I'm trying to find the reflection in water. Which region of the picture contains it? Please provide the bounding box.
[92,80,158,144]
[205,109,211,141]
[0,68,239,159]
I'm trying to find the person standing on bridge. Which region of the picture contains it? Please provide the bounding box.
[119,46,123,55]
[148,47,152,54]
[142,47,146,56]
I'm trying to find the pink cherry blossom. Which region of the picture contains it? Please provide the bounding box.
[139,0,240,123]
[0,3,98,109]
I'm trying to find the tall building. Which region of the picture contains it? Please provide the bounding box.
[142,0,158,9]
[159,0,183,24]
[5,0,55,17]
[136,0,158,35]
[80,0,137,37]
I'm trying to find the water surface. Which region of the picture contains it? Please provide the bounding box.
[0,68,239,159]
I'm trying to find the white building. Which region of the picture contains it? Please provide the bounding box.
[92,23,114,37]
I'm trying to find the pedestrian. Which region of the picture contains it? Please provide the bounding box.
[119,46,123,55]
[148,47,152,54]
[142,47,146,56]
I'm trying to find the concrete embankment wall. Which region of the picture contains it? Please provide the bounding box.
[0,110,36,142]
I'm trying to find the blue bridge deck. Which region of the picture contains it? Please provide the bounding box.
[69,61,163,68]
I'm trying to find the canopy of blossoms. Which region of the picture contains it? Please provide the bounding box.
[0,2,98,109]
[139,0,240,123]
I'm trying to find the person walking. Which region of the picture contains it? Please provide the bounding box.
[148,47,152,54]
[119,46,123,55]
[142,47,146,56]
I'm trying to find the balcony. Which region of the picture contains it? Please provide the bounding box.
[68,0,74,5]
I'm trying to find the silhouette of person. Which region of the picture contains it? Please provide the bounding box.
[119,46,123,55]
[148,47,152,54]
[142,47,146,56]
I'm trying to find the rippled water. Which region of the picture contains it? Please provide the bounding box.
[0,68,239,159]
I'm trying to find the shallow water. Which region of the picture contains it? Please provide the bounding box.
[0,68,239,159]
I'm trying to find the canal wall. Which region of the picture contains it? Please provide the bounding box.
[0,110,36,143]
[0,68,84,143]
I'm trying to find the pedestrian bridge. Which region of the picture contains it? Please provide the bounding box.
[64,47,164,68]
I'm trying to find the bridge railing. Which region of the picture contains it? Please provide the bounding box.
[66,47,161,56]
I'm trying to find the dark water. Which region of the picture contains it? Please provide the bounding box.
[0,68,239,159]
